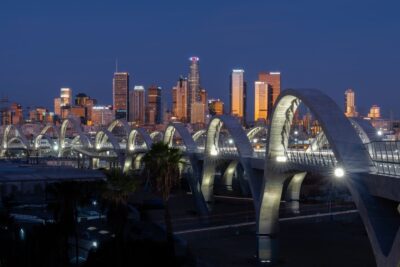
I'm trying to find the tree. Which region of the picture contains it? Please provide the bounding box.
[101,168,138,239]
[142,142,183,258]
[47,181,92,266]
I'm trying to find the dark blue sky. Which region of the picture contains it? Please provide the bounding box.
[1,0,400,119]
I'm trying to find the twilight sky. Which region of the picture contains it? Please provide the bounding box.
[1,0,400,119]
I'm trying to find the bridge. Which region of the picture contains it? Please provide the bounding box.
[1,89,399,266]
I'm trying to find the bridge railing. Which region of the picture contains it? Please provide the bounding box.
[365,141,400,176]
[286,149,337,167]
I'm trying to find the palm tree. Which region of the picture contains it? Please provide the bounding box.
[101,168,138,237]
[100,168,138,267]
[142,142,183,258]
[47,181,93,266]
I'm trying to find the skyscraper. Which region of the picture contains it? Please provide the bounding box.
[188,57,200,112]
[254,81,268,122]
[113,72,129,120]
[344,89,358,118]
[368,105,381,119]
[230,69,246,124]
[187,56,207,124]
[129,86,146,125]
[259,72,281,120]
[60,88,72,107]
[172,77,189,122]
[146,85,162,125]
[208,99,224,116]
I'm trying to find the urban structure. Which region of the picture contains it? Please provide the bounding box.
[230,69,246,124]
[113,72,129,121]
[1,89,399,267]
[344,88,358,117]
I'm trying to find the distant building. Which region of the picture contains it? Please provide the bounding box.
[146,85,162,125]
[74,93,96,124]
[368,105,381,119]
[172,77,189,122]
[129,86,145,125]
[191,101,205,124]
[1,103,23,125]
[254,81,268,122]
[188,57,200,117]
[113,72,129,120]
[60,88,72,107]
[344,89,358,117]
[91,106,114,126]
[29,107,51,123]
[208,99,224,116]
[230,69,247,124]
[54,98,61,116]
[259,72,281,119]
[54,88,72,119]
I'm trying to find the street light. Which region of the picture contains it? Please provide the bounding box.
[276,156,287,162]
[377,130,383,136]
[334,167,345,178]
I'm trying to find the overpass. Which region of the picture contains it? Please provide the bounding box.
[1,89,399,266]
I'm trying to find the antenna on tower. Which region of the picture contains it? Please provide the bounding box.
[115,58,118,73]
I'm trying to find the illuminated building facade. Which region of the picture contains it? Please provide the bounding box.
[259,72,281,119]
[344,89,358,117]
[368,105,381,119]
[254,81,268,122]
[146,85,162,125]
[172,77,188,122]
[129,86,145,125]
[208,99,224,116]
[230,69,246,124]
[113,72,129,120]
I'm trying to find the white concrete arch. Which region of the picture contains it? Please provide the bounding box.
[127,128,153,151]
[150,131,163,142]
[7,136,29,149]
[59,117,91,157]
[1,125,30,153]
[164,122,197,153]
[247,126,267,141]
[205,115,254,158]
[258,89,398,267]
[95,129,121,151]
[34,124,60,149]
[107,119,131,138]
[201,115,260,205]
[350,118,378,144]
[192,129,206,142]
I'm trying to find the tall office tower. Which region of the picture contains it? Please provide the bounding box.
[60,88,72,107]
[146,85,162,125]
[172,85,177,117]
[368,105,381,119]
[129,86,146,125]
[172,77,188,122]
[344,89,358,118]
[254,81,268,122]
[230,69,247,124]
[259,72,281,119]
[54,98,61,116]
[113,72,130,120]
[208,99,224,116]
[188,57,200,118]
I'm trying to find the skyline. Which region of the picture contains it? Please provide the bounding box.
[1,0,400,118]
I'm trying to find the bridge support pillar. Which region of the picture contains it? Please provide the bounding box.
[346,173,400,267]
[257,170,291,264]
[201,159,217,207]
[285,172,307,214]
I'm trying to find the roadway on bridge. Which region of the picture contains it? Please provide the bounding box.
[156,194,375,267]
